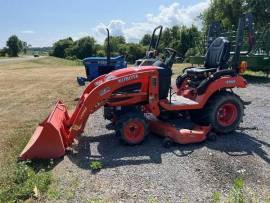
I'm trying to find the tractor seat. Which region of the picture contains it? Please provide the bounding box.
[186,67,217,77]
[187,37,231,77]
[153,60,172,99]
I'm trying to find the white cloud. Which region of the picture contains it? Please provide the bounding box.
[21,30,35,34]
[92,0,210,43]
[94,20,126,43]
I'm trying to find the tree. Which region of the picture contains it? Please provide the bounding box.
[160,28,173,50]
[6,35,22,57]
[140,34,152,46]
[66,36,97,59]
[104,36,126,56]
[118,44,128,56]
[159,25,200,58]
[0,47,8,57]
[245,0,270,29]
[51,37,73,58]
[126,43,146,63]
[178,25,200,57]
[202,0,270,30]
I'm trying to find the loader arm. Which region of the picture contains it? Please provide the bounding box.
[20,69,159,160]
[68,70,158,143]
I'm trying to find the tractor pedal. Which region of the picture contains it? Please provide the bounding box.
[162,138,174,148]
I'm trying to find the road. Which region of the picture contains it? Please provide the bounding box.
[0,56,47,64]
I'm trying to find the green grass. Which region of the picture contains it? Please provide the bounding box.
[89,160,103,171]
[243,70,270,83]
[212,177,270,203]
[0,161,52,202]
[147,196,158,203]
[0,56,83,202]
[244,70,269,77]
[0,121,53,202]
[88,197,108,203]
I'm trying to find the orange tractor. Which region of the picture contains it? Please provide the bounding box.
[20,14,255,160]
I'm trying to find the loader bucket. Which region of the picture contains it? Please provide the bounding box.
[20,101,70,160]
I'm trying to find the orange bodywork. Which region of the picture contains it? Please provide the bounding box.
[159,76,247,112]
[149,118,211,144]
[20,65,247,160]
[20,101,69,160]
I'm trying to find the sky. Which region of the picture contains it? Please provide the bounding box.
[0,0,210,48]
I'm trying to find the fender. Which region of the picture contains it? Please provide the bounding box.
[159,75,247,111]
[196,75,247,106]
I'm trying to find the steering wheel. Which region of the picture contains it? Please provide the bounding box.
[164,48,183,61]
[164,48,180,56]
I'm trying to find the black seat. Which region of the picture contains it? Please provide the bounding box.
[187,37,231,77]
[153,60,172,99]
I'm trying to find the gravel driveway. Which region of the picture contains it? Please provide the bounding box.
[52,78,270,202]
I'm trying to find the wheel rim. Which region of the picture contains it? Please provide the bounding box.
[217,103,238,127]
[123,119,145,143]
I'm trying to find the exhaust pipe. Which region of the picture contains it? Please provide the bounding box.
[106,28,111,66]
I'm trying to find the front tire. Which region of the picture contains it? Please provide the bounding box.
[116,112,149,145]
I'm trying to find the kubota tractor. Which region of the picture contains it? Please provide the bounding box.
[20,14,255,160]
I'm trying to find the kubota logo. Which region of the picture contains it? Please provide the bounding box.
[118,74,138,83]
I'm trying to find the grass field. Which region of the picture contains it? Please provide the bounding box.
[0,58,188,201]
[0,57,268,202]
[0,57,84,201]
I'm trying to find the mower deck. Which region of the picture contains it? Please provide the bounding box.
[148,115,211,145]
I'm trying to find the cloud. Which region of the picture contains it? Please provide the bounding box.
[94,20,126,43]
[21,30,35,34]
[93,0,210,43]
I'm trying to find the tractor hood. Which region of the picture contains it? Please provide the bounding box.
[105,66,158,79]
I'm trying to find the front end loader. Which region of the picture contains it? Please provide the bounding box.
[20,14,255,160]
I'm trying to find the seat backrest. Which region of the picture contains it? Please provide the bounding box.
[204,37,230,69]
[153,60,172,99]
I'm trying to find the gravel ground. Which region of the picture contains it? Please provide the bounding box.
[51,80,270,202]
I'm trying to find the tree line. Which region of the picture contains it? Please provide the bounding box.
[1,0,269,61]
[49,25,201,63]
[0,35,29,57]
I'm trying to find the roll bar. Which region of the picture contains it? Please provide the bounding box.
[148,25,163,52]
[106,28,111,66]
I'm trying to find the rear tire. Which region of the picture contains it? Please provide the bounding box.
[190,91,243,134]
[115,112,149,145]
